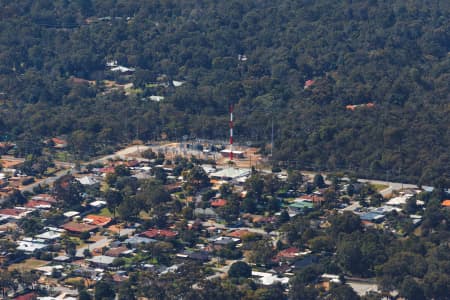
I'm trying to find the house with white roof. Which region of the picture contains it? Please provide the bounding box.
[17,240,48,253]
[252,271,289,285]
[210,167,251,181]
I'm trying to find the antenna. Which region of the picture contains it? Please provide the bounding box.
[271,116,274,158]
[229,104,234,161]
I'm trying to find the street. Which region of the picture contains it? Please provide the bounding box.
[19,168,74,193]
[3,144,425,204]
[76,236,110,258]
[89,145,150,164]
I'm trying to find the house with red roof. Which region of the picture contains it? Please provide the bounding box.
[141,228,178,239]
[112,273,129,283]
[51,137,68,149]
[346,102,375,111]
[13,292,37,300]
[304,79,315,89]
[0,179,8,189]
[0,142,14,153]
[25,200,52,209]
[105,246,132,257]
[297,194,324,204]
[226,229,252,239]
[125,160,140,168]
[69,76,93,85]
[211,199,227,208]
[83,215,112,227]
[32,194,57,203]
[99,167,115,174]
[0,208,31,220]
[274,247,300,262]
[62,221,98,235]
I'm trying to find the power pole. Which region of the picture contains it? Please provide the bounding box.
[271,116,274,159]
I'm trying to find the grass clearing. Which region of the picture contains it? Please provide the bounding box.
[125,87,143,95]
[54,151,73,162]
[370,183,389,192]
[8,258,48,271]
[99,207,113,217]
[100,181,109,193]
[145,83,163,88]
[139,210,151,220]
[69,236,86,249]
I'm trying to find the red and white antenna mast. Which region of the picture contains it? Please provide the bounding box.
[229,104,234,161]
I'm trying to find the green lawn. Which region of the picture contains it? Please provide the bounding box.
[54,151,73,162]
[45,167,58,176]
[145,83,161,88]
[139,210,151,220]
[125,87,143,95]
[8,258,48,271]
[370,183,389,192]
[99,207,113,217]
[100,181,109,193]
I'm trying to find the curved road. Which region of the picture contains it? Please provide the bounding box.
[6,145,424,198]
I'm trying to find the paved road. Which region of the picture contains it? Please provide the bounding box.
[14,145,151,194]
[342,201,361,212]
[76,236,111,258]
[89,145,150,164]
[1,155,75,169]
[0,155,75,195]
[5,144,425,200]
[118,227,135,237]
[19,168,74,193]
[40,284,78,297]
[301,170,419,193]
[358,178,418,197]
[345,277,379,296]
[300,170,420,196]
[206,259,239,280]
[201,221,268,236]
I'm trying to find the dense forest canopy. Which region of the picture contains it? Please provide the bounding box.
[0,0,449,185]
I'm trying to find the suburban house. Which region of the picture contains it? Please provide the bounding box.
[123,236,157,247]
[31,193,57,203]
[219,149,245,159]
[288,201,314,215]
[141,228,178,239]
[76,176,99,186]
[83,215,112,227]
[25,200,52,210]
[35,228,65,242]
[194,208,217,219]
[210,236,240,249]
[360,212,385,224]
[210,199,227,208]
[0,208,31,220]
[105,246,133,257]
[226,229,252,239]
[210,167,251,181]
[86,255,116,268]
[273,247,301,263]
[62,222,98,236]
[304,79,315,89]
[51,137,68,149]
[16,239,49,254]
[176,250,210,262]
